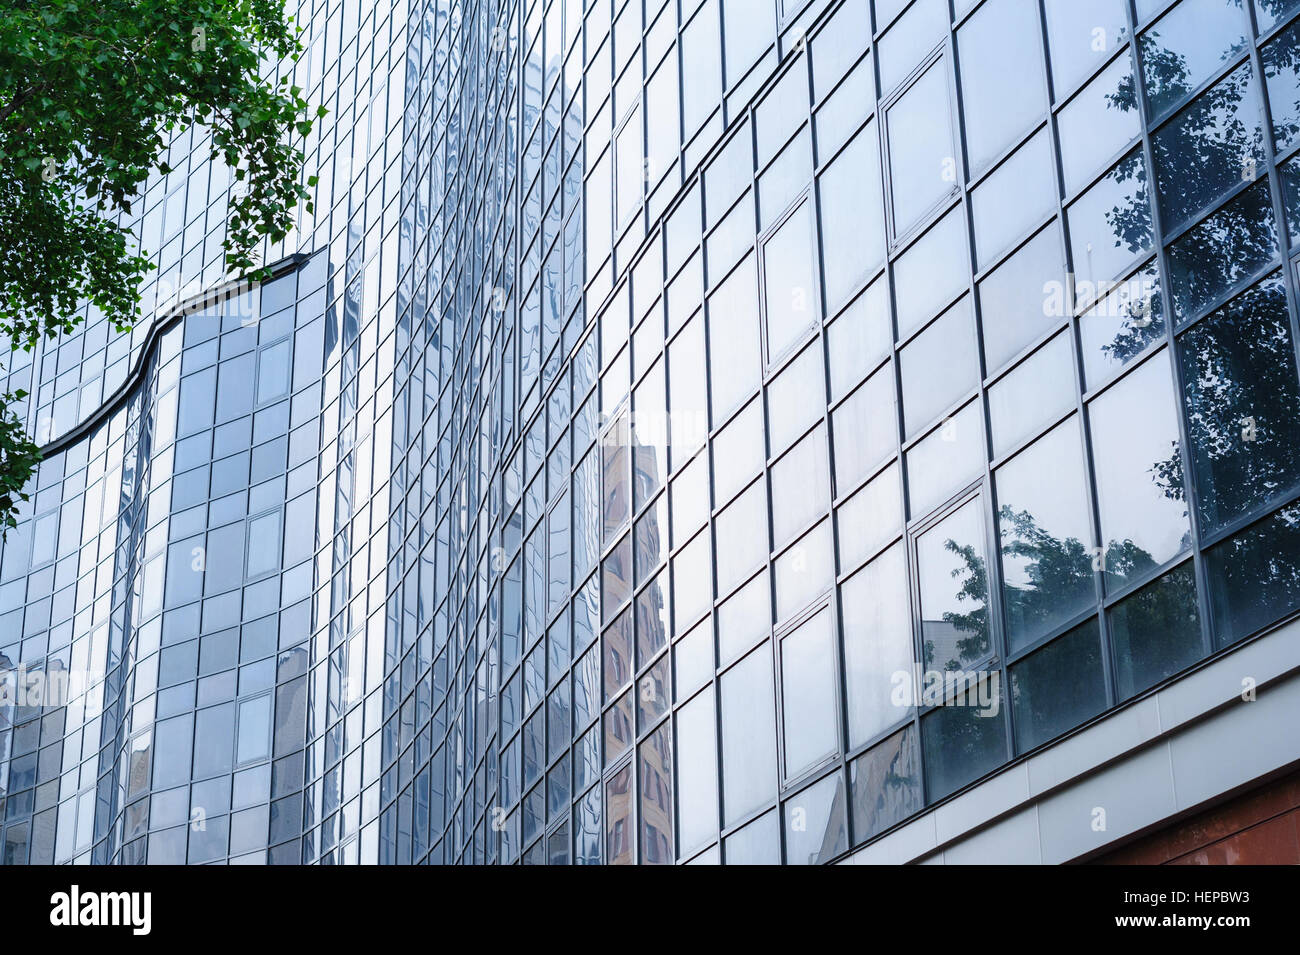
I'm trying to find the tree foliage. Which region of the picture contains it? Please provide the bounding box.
[0,0,322,528]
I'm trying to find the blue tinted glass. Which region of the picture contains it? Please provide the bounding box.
[1166,182,1277,324]
[1178,275,1300,535]
[1152,63,1265,232]
[1079,261,1166,389]
[1139,0,1250,120]
[1263,17,1300,151]
[1067,149,1152,288]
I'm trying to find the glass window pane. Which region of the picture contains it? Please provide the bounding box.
[762,201,819,364]
[635,569,670,666]
[682,2,722,134]
[672,452,710,546]
[783,771,848,864]
[616,106,644,224]
[1088,351,1190,589]
[887,59,957,237]
[901,296,979,438]
[723,808,780,863]
[1178,274,1300,535]
[1009,619,1107,750]
[1166,182,1277,325]
[772,425,830,547]
[706,127,753,226]
[1066,148,1152,289]
[775,520,834,622]
[638,724,673,863]
[842,543,913,747]
[917,497,991,671]
[722,0,774,85]
[826,279,892,401]
[920,674,1006,800]
[708,256,762,421]
[676,687,718,855]
[715,480,769,596]
[152,715,193,789]
[756,66,809,169]
[878,0,947,94]
[1256,0,1300,33]
[245,510,281,579]
[1152,63,1265,233]
[1109,560,1203,697]
[812,0,872,100]
[850,725,923,842]
[758,130,812,229]
[256,340,291,404]
[894,204,968,339]
[988,331,1075,458]
[766,343,823,453]
[1139,0,1250,121]
[958,0,1047,174]
[1079,261,1165,388]
[646,55,680,184]
[1058,53,1142,195]
[602,535,632,620]
[972,130,1056,268]
[712,398,764,505]
[674,618,713,699]
[816,52,874,156]
[602,413,630,543]
[721,645,777,826]
[602,608,633,703]
[837,460,904,570]
[673,529,712,632]
[1206,502,1300,646]
[605,762,634,865]
[669,315,708,460]
[779,607,839,779]
[996,417,1096,652]
[906,400,984,517]
[236,695,272,764]
[978,224,1065,374]
[718,569,771,666]
[1044,0,1130,97]
[833,362,897,493]
[178,367,217,437]
[194,702,235,778]
[604,689,634,764]
[818,123,886,308]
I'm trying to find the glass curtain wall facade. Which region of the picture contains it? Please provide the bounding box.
[4,0,1300,865]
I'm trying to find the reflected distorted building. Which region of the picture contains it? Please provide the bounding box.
[4,0,1300,865]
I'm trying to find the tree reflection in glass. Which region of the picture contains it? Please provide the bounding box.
[1178,272,1300,535]
[917,499,990,673]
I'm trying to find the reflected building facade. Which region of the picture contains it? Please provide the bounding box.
[4,0,1300,865]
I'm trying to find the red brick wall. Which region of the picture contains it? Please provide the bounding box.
[1096,769,1300,864]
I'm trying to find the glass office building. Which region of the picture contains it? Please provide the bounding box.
[4,0,1300,865]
